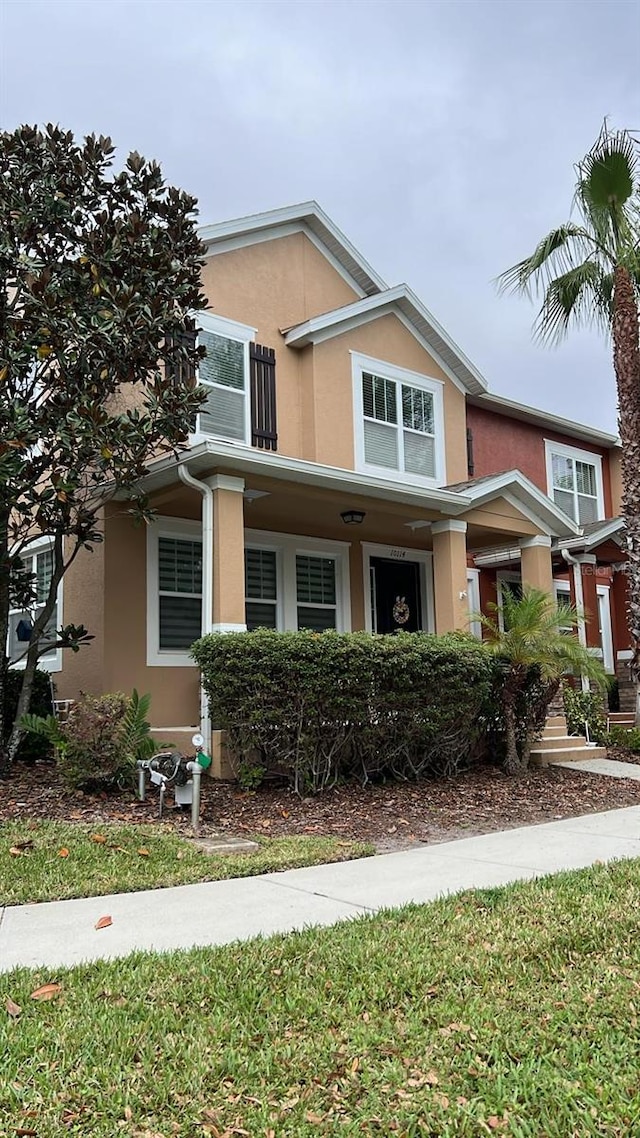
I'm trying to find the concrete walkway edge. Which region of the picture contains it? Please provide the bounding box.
[1,806,639,974]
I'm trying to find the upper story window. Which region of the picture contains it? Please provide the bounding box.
[352,353,445,485]
[544,440,604,525]
[192,313,277,452]
[8,542,61,671]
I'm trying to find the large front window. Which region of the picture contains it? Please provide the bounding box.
[545,442,604,525]
[244,532,348,633]
[353,353,444,484]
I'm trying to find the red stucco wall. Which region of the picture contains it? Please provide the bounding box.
[466,405,614,518]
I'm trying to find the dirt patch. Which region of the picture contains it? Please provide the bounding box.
[2,757,639,851]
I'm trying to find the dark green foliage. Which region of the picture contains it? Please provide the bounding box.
[608,724,640,753]
[563,684,608,744]
[193,630,505,794]
[2,667,53,762]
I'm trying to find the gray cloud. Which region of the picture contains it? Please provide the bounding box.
[2,0,638,433]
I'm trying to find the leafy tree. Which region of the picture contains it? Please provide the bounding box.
[499,123,640,718]
[477,586,607,775]
[0,124,207,772]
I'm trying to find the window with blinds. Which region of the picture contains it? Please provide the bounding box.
[296,555,337,631]
[7,548,58,665]
[198,331,247,441]
[551,452,600,524]
[158,537,202,651]
[362,371,436,478]
[245,548,278,630]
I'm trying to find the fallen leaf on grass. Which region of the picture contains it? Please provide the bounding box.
[6,996,22,1017]
[58,848,69,858]
[95,915,113,930]
[137,848,150,857]
[14,1128,38,1136]
[90,834,107,844]
[30,983,61,1001]
[123,1105,133,1121]
[9,847,24,857]
[305,1113,325,1125]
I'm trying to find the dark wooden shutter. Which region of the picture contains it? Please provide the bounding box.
[165,320,197,387]
[466,427,475,477]
[250,343,277,451]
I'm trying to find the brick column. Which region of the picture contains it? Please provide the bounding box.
[519,535,553,596]
[206,474,246,632]
[431,520,468,633]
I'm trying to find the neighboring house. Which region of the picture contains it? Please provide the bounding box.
[9,202,632,765]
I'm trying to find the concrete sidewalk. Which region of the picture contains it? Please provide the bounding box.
[2,806,640,974]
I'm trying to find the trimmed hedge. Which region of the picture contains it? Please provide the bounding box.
[3,668,54,763]
[192,630,501,793]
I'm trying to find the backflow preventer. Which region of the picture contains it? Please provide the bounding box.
[137,733,212,833]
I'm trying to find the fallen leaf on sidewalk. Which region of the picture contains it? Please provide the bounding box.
[95,915,113,930]
[30,983,61,1001]
[6,996,22,1017]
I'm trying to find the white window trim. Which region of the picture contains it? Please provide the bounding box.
[147,517,202,667]
[245,529,352,632]
[467,568,481,639]
[361,542,435,634]
[193,311,256,448]
[597,584,614,673]
[544,439,605,524]
[351,351,446,488]
[8,537,63,673]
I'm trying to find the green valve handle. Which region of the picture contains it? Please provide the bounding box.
[197,751,212,771]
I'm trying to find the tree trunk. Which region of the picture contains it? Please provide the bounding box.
[612,266,640,723]
[0,510,11,777]
[502,687,524,775]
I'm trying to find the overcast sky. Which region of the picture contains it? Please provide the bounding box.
[2,0,638,433]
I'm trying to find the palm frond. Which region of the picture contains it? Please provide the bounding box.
[533,260,613,344]
[497,225,594,298]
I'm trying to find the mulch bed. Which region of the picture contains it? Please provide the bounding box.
[2,756,639,851]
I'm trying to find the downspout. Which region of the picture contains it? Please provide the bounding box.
[178,464,213,753]
[562,547,589,692]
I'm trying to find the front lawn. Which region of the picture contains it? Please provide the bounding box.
[0,821,373,905]
[2,859,640,1136]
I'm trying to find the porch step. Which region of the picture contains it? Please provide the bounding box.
[535,734,595,752]
[545,714,568,728]
[543,724,573,737]
[531,744,608,767]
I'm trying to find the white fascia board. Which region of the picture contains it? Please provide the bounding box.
[448,469,581,537]
[139,439,472,513]
[469,391,620,448]
[284,284,488,396]
[199,201,387,296]
[555,517,625,552]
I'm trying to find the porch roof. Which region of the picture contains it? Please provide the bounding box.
[553,517,626,555]
[445,469,580,537]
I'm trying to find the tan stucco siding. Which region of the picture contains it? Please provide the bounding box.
[200,233,361,462]
[308,314,468,481]
[462,500,543,536]
[57,536,105,699]
[103,508,200,729]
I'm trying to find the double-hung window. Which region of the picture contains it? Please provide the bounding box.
[8,544,60,670]
[148,523,203,665]
[244,532,349,633]
[353,353,445,485]
[545,441,604,525]
[194,313,278,451]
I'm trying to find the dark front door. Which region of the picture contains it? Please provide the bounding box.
[370,557,422,633]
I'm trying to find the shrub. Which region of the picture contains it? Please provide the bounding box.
[3,668,54,763]
[563,685,608,745]
[22,689,159,789]
[192,630,501,794]
[607,725,640,753]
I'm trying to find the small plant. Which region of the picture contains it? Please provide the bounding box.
[21,690,160,789]
[236,762,267,790]
[607,724,640,753]
[563,685,608,745]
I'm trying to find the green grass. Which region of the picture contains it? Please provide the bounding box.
[0,820,373,905]
[2,860,640,1137]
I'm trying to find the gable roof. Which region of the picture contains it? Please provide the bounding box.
[283,284,489,396]
[199,201,386,298]
[554,516,625,553]
[446,469,581,536]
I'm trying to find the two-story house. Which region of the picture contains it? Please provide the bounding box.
[12,202,631,764]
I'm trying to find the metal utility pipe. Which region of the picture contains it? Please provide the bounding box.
[137,764,146,802]
[178,463,213,753]
[187,761,202,834]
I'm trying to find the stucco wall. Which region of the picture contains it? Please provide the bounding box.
[466,404,614,517]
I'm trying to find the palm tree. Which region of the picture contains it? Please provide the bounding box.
[477,586,607,775]
[499,124,640,719]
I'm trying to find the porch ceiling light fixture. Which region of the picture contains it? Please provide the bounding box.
[341,508,366,525]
